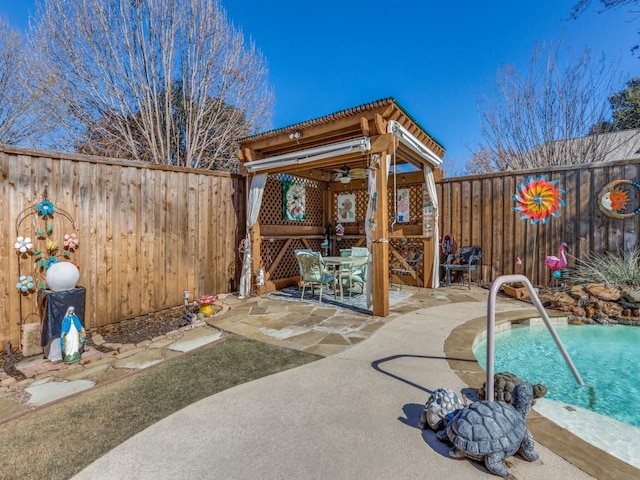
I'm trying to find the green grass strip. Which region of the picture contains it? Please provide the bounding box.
[0,335,320,480]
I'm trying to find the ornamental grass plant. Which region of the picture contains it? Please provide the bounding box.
[570,246,640,289]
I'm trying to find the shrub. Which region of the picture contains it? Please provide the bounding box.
[571,247,640,288]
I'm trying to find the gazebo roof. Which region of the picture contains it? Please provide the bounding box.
[240,97,443,149]
[238,98,445,178]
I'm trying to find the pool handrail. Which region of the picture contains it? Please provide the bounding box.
[486,275,584,401]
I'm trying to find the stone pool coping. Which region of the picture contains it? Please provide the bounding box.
[444,308,640,480]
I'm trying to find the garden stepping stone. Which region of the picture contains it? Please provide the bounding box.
[169,328,224,353]
[26,378,94,406]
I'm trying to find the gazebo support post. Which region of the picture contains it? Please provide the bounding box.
[372,150,390,317]
[250,223,262,294]
[422,238,433,288]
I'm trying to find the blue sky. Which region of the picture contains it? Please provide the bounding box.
[2,0,639,174]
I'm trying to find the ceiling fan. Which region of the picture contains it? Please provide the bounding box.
[332,165,367,184]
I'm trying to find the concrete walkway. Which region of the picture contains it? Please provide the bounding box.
[72,293,595,480]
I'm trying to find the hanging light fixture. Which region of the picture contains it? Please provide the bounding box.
[338,165,351,184]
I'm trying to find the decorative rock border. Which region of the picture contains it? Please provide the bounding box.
[535,283,640,326]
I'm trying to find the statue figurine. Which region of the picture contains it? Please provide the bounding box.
[60,306,85,364]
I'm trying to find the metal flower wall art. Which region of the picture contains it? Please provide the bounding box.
[15,196,78,291]
[16,275,35,293]
[64,233,80,251]
[36,199,54,218]
[513,176,565,225]
[14,236,34,254]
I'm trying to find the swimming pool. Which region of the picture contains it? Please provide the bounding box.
[473,323,640,428]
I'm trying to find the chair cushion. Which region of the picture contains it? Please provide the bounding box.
[458,246,482,264]
[351,247,369,257]
[295,249,319,256]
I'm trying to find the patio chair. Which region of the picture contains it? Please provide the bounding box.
[338,247,368,295]
[294,248,315,291]
[295,251,335,302]
[349,246,369,291]
[390,251,423,290]
[441,245,482,289]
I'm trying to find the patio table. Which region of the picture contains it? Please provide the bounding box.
[322,256,368,301]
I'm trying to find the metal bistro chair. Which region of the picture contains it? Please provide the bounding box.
[442,245,482,289]
[390,251,424,290]
[295,251,335,302]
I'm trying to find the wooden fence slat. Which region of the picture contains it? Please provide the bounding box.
[0,153,11,347]
[492,177,504,280]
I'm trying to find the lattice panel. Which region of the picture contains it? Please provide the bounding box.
[261,238,325,280]
[389,238,424,278]
[387,183,424,225]
[334,238,360,251]
[390,237,423,257]
[332,188,369,225]
[259,174,324,226]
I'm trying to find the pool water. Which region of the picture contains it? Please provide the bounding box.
[473,323,640,428]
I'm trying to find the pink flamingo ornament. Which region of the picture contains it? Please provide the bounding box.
[545,242,568,277]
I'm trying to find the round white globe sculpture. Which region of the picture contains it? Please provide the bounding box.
[45,262,80,291]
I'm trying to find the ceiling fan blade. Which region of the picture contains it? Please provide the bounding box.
[350,168,367,178]
[332,165,351,174]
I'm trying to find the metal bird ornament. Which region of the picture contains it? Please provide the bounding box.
[545,242,568,280]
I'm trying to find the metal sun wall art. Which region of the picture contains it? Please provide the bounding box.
[598,179,640,219]
[513,176,565,225]
[282,181,306,221]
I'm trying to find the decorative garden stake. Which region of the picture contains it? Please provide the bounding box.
[545,242,568,289]
[513,176,565,283]
[15,194,80,356]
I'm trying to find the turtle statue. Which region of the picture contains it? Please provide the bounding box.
[477,371,547,406]
[418,387,466,431]
[436,382,539,477]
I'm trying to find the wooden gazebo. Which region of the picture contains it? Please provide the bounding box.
[237,98,445,316]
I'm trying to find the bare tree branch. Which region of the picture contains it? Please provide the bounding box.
[467,42,631,173]
[570,1,640,55]
[30,0,273,170]
[0,16,60,146]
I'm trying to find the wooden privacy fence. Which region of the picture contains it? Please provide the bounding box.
[437,158,640,287]
[1,145,244,352]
